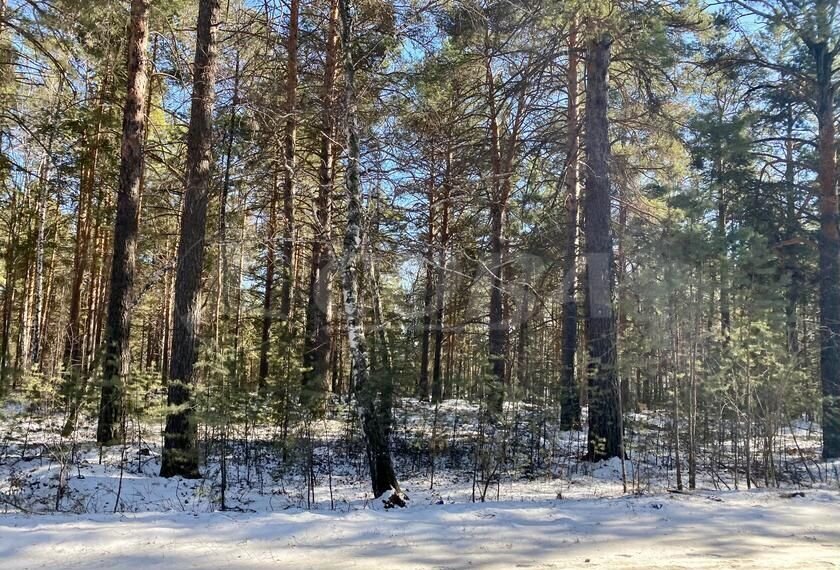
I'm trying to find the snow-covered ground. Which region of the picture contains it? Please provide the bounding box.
[2,398,833,515]
[2,490,838,568]
[1,399,839,567]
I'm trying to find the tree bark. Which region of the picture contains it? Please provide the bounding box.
[83,188,106,374]
[811,39,840,459]
[419,177,435,400]
[485,48,507,417]
[338,0,402,503]
[161,0,220,478]
[96,0,150,445]
[62,62,115,436]
[431,149,451,403]
[0,0,9,385]
[559,25,581,429]
[213,53,239,348]
[279,0,299,327]
[29,74,66,369]
[583,35,622,461]
[258,172,279,391]
[30,156,54,367]
[783,101,801,356]
[0,190,16,387]
[65,71,108,377]
[301,0,339,412]
[160,238,175,383]
[716,154,730,342]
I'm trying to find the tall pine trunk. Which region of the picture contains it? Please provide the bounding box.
[419,177,435,399]
[485,47,507,417]
[62,63,114,436]
[301,0,339,412]
[0,203,15,386]
[782,101,801,356]
[716,154,730,341]
[96,0,150,445]
[431,149,451,403]
[583,36,622,461]
[258,172,279,390]
[559,25,581,429]
[0,0,9,386]
[29,74,65,370]
[65,73,108,376]
[811,39,840,459]
[213,54,239,348]
[161,0,219,478]
[30,142,57,367]
[279,0,299,327]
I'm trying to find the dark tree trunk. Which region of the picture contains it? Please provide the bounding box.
[65,74,108,376]
[483,36,526,417]
[160,0,219,478]
[485,47,508,417]
[29,74,66,370]
[1,191,17,387]
[811,40,840,459]
[62,62,116,437]
[213,54,240,348]
[160,238,175,383]
[338,0,402,503]
[583,36,622,461]
[96,0,150,445]
[83,193,106,374]
[559,25,581,429]
[716,155,730,341]
[279,0,299,327]
[0,0,9,385]
[30,140,57,368]
[258,0,300,394]
[515,269,530,398]
[488,200,507,416]
[301,0,339,413]
[368,235,392,372]
[783,103,801,356]
[419,178,435,400]
[258,173,278,391]
[431,150,451,403]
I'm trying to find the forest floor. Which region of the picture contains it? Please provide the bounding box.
[0,398,838,567]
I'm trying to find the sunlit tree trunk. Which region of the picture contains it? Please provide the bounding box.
[96,0,150,445]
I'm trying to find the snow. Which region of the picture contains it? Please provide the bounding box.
[1,400,839,567]
[1,490,838,568]
[0,399,642,514]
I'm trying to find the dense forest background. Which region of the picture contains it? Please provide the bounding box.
[0,0,838,506]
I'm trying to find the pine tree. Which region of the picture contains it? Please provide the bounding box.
[96,0,151,445]
[583,33,622,461]
[161,0,220,479]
